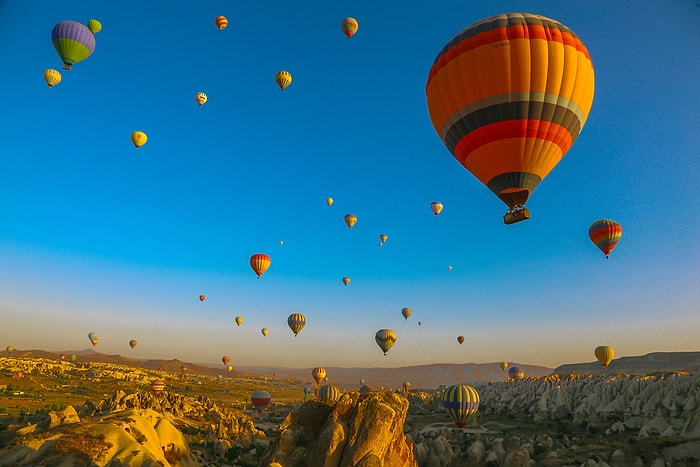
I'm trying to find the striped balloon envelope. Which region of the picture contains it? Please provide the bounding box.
[426,13,595,218]
[588,219,622,259]
[594,345,615,370]
[319,383,341,403]
[312,367,326,385]
[287,313,306,336]
[251,391,271,414]
[249,253,271,278]
[441,384,480,428]
[51,20,97,70]
[508,366,525,380]
[150,380,166,395]
[375,329,397,356]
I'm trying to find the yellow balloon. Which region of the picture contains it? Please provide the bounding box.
[326,197,334,206]
[594,346,615,370]
[275,70,292,91]
[43,69,62,88]
[195,92,208,106]
[131,131,148,149]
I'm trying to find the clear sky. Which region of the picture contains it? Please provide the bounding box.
[1,1,698,370]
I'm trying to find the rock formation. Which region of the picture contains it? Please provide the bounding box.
[261,390,418,466]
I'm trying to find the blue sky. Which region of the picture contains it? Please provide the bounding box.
[1,1,698,370]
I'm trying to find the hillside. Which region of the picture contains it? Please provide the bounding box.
[554,351,700,375]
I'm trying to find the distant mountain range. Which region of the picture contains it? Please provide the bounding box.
[1,349,697,390]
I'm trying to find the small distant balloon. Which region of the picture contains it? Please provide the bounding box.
[344,214,357,229]
[508,366,525,380]
[261,328,269,336]
[199,295,206,302]
[275,70,292,91]
[447,265,453,271]
[87,19,102,34]
[131,131,147,149]
[195,92,208,106]
[418,321,422,326]
[375,328,397,356]
[6,346,14,353]
[88,332,98,346]
[215,15,228,30]
[340,17,359,38]
[251,390,271,414]
[457,335,465,345]
[43,69,62,88]
[129,339,137,349]
[226,365,233,372]
[379,233,388,245]
[500,361,509,372]
[60,353,66,360]
[287,313,306,336]
[151,379,166,395]
[312,367,327,385]
[401,307,412,320]
[250,253,271,279]
[235,316,244,327]
[326,197,334,206]
[319,383,341,402]
[342,276,351,286]
[430,202,443,216]
[588,219,622,259]
[222,355,231,365]
[70,354,77,362]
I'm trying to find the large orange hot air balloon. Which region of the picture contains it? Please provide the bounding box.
[341,17,359,38]
[588,219,622,259]
[426,13,595,224]
[250,253,271,279]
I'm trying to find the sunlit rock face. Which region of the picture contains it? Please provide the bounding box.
[0,408,198,466]
[262,391,418,466]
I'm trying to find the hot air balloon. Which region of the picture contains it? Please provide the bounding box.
[430,202,443,216]
[319,383,341,402]
[51,20,97,70]
[6,346,14,353]
[235,316,244,327]
[326,197,334,206]
[457,336,465,345]
[312,367,327,385]
[588,219,622,259]
[250,253,271,279]
[43,69,62,88]
[195,92,208,106]
[401,307,412,320]
[594,345,615,370]
[379,233,388,245]
[129,340,137,349]
[226,365,233,372]
[340,17,359,38]
[441,384,480,428]
[344,214,357,229]
[447,265,453,271]
[70,354,77,362]
[303,386,312,398]
[131,131,147,149]
[426,13,595,224]
[222,356,231,365]
[287,313,306,336]
[403,381,411,393]
[375,329,396,356]
[508,366,525,380]
[342,276,351,286]
[60,353,66,360]
[88,332,98,346]
[251,390,271,414]
[275,70,292,91]
[199,295,206,302]
[261,328,269,336]
[215,16,228,30]
[418,321,422,326]
[500,361,509,372]
[151,379,166,395]
[87,19,102,34]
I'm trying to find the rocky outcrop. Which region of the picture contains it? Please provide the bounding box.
[0,408,198,466]
[261,391,418,466]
